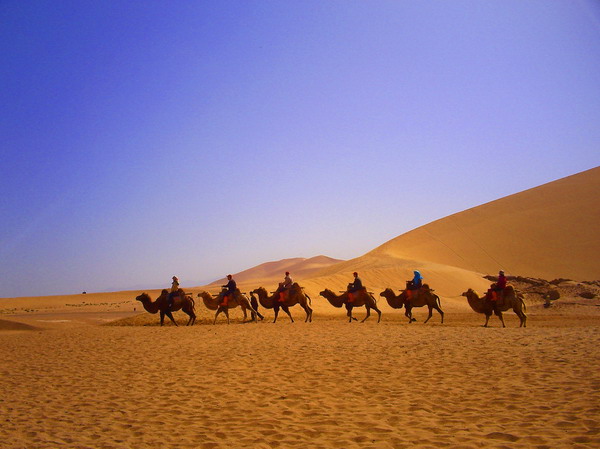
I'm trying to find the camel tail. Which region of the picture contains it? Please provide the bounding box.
[305,293,312,305]
[434,294,441,307]
[369,293,378,305]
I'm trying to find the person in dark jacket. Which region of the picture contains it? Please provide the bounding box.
[221,274,236,307]
[347,272,363,303]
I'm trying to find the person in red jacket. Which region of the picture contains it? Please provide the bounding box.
[486,270,507,302]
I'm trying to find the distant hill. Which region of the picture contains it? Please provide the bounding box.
[208,255,344,286]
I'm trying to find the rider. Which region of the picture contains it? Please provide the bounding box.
[221,274,236,307]
[347,272,363,303]
[406,270,423,300]
[168,276,180,309]
[486,270,507,303]
[276,271,293,302]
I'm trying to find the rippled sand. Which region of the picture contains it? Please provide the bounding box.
[1,307,599,449]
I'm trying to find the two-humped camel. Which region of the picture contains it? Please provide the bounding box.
[135,289,196,326]
[250,283,313,323]
[319,289,381,323]
[461,287,527,327]
[379,286,444,324]
[197,289,259,324]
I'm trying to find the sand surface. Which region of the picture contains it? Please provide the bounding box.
[1,301,599,449]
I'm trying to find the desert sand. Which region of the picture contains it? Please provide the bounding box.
[1,167,599,448]
[1,284,600,449]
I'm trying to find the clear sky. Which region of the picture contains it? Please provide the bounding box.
[1,1,599,297]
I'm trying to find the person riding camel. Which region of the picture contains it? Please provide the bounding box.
[168,276,180,310]
[276,271,293,303]
[486,270,507,304]
[221,274,236,307]
[347,272,363,303]
[406,270,423,300]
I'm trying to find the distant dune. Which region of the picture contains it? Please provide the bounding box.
[208,255,344,286]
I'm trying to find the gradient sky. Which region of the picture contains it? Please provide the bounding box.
[2,1,599,297]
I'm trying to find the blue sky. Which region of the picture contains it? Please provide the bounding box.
[1,1,599,297]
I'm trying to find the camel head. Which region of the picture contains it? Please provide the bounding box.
[136,292,151,303]
[319,289,334,298]
[379,288,395,299]
[461,289,479,300]
[250,287,267,297]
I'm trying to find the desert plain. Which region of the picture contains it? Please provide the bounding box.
[1,167,599,449]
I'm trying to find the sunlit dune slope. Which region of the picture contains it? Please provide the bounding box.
[295,167,599,299]
[365,167,600,281]
[209,255,344,286]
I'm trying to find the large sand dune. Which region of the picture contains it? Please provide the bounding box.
[365,166,600,281]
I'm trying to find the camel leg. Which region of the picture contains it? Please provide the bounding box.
[165,310,178,326]
[483,313,491,327]
[302,303,313,323]
[214,307,228,325]
[436,306,445,324]
[273,304,280,323]
[373,306,382,323]
[516,310,527,327]
[346,304,354,323]
[424,306,434,324]
[160,311,165,326]
[185,307,196,326]
[224,308,230,324]
[281,305,294,323]
[361,306,371,323]
[405,306,416,323]
[241,305,248,323]
[496,311,506,328]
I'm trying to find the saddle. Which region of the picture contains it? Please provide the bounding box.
[347,287,366,303]
[488,284,509,303]
[219,288,240,307]
[278,290,287,303]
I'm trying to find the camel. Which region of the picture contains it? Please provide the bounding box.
[197,289,259,325]
[250,283,313,323]
[461,287,527,327]
[135,289,196,326]
[379,286,444,324]
[319,288,381,323]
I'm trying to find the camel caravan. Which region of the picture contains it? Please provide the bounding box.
[135,270,527,327]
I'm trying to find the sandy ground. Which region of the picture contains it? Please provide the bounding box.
[1,299,599,449]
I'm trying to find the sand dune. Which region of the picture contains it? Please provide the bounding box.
[366,166,600,281]
[209,255,344,286]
